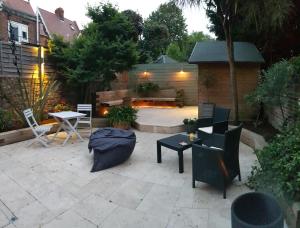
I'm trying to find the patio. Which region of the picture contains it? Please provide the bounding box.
[0,130,256,228]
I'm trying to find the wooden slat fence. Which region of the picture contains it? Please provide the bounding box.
[128,63,198,105]
[0,41,54,78]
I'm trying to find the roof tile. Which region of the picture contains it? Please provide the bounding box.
[38,7,80,42]
[2,0,35,17]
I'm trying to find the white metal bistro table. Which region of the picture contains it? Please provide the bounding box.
[49,111,86,146]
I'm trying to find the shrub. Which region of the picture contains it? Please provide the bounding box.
[107,106,138,129]
[248,121,300,201]
[136,82,159,97]
[183,118,198,133]
[0,108,13,132]
[53,102,74,112]
[246,60,294,124]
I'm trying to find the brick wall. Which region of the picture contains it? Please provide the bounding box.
[198,63,260,120]
[0,12,37,44]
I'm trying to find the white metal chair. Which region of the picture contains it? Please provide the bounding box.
[23,109,53,147]
[77,104,92,134]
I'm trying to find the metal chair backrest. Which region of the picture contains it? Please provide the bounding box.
[199,102,215,119]
[23,109,39,129]
[213,106,230,123]
[77,104,92,119]
[224,123,243,171]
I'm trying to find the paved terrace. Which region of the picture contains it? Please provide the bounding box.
[0,131,256,228]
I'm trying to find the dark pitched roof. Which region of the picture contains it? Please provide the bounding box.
[154,55,178,64]
[2,0,35,17]
[38,7,80,42]
[189,41,265,64]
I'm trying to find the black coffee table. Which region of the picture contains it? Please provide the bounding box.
[157,134,200,173]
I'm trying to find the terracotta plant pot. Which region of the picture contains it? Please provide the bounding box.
[113,122,130,130]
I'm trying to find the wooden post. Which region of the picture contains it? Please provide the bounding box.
[38,46,43,97]
[0,41,3,75]
[20,45,23,75]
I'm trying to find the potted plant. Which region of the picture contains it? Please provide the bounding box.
[176,89,184,108]
[183,118,198,134]
[107,106,138,129]
[136,82,159,97]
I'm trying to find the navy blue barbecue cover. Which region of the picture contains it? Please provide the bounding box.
[88,128,136,172]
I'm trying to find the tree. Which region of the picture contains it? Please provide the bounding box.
[207,0,300,66]
[174,0,293,122]
[146,2,187,45]
[140,23,170,60]
[246,60,295,127]
[121,10,144,41]
[49,3,138,102]
[166,43,186,62]
[167,31,212,62]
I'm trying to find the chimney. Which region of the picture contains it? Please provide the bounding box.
[55,7,64,21]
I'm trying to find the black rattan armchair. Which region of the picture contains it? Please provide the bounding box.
[192,123,243,198]
[197,105,231,135]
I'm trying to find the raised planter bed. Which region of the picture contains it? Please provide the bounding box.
[0,123,58,146]
[0,118,109,146]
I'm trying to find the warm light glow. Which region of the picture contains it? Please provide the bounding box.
[133,105,176,109]
[41,47,44,59]
[33,64,39,79]
[180,70,184,74]
[41,63,45,76]
[132,100,177,108]
[99,106,109,117]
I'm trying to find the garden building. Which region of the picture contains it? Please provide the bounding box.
[189,41,265,119]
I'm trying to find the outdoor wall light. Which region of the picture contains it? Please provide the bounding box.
[179,64,184,74]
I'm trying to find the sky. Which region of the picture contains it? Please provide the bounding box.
[29,0,212,35]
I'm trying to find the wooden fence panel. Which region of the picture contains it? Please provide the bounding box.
[129,63,198,105]
[0,41,54,78]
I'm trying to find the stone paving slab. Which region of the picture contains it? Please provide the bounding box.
[0,130,257,228]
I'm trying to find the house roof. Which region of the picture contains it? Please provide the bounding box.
[2,0,35,17]
[154,55,178,64]
[38,7,80,42]
[189,41,265,64]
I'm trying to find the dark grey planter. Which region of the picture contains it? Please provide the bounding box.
[231,192,283,228]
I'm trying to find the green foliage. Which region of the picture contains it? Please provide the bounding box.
[136,82,159,97]
[206,0,295,65]
[246,60,294,122]
[176,89,185,107]
[147,2,187,44]
[248,122,300,201]
[48,35,70,74]
[166,31,212,62]
[289,55,300,77]
[121,10,143,41]
[140,23,170,60]
[183,118,198,133]
[0,108,13,132]
[140,2,187,61]
[53,102,74,112]
[107,106,138,126]
[166,43,186,62]
[0,17,59,123]
[48,3,138,102]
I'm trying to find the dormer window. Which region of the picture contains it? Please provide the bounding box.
[70,25,75,31]
[8,21,29,43]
